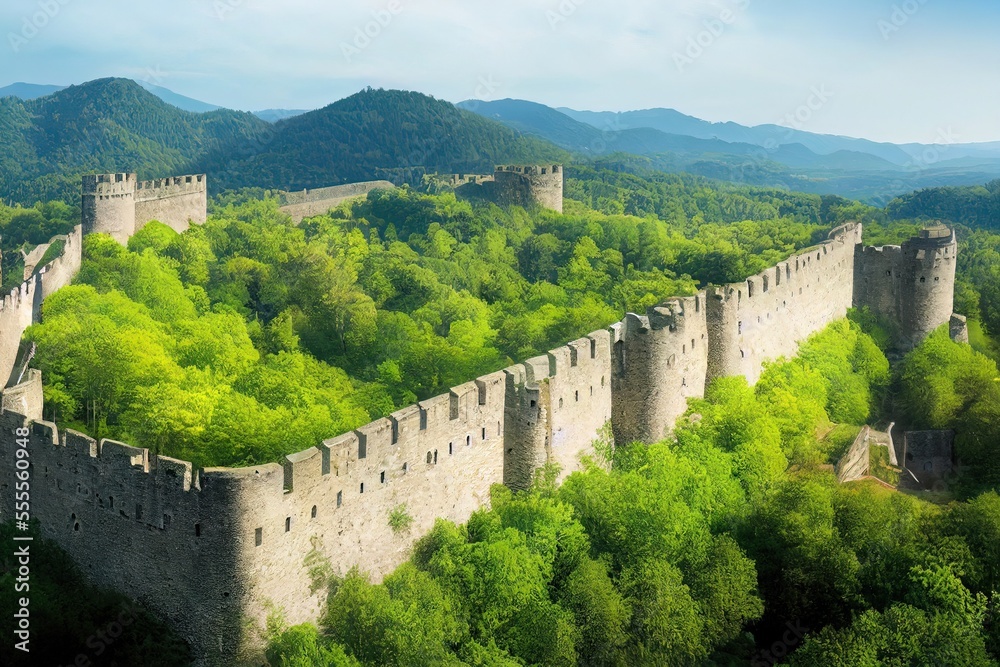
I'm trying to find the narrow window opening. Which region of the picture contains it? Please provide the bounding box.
[311,505,317,519]
[427,451,433,464]
[360,483,365,494]
[337,491,343,507]
[381,471,387,483]
[449,442,454,455]
[403,462,408,473]
[467,435,471,447]
[285,517,291,532]
[497,421,501,435]
[530,400,537,408]
[195,523,201,537]
[434,450,438,464]
[109,496,114,509]
[135,504,143,522]
[482,427,486,440]
[255,527,263,546]
[559,398,564,408]
[73,522,80,532]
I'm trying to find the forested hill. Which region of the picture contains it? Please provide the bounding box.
[0,79,566,204]
[0,78,272,204]
[215,89,567,192]
[887,180,1000,229]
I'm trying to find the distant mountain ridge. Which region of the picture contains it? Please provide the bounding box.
[459,98,1000,202]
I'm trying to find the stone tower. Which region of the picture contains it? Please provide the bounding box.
[612,296,708,445]
[493,165,564,213]
[899,225,957,349]
[81,173,137,245]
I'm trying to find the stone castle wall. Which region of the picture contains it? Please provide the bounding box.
[452,165,564,213]
[278,181,396,223]
[83,173,207,243]
[0,225,82,385]
[134,175,208,234]
[0,203,964,664]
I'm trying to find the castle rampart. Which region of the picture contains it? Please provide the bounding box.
[0,191,966,665]
[83,173,207,243]
[448,165,564,213]
[278,181,396,223]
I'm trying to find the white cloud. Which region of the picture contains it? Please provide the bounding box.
[0,0,997,142]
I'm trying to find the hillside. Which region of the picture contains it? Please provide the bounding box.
[215,89,567,191]
[0,80,566,203]
[0,78,273,203]
[887,180,1000,228]
[461,99,1000,203]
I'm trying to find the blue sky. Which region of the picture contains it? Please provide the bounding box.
[1,0,998,143]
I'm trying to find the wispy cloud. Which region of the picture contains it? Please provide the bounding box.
[0,0,997,142]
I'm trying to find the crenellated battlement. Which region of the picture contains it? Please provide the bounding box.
[135,174,207,200]
[0,212,964,665]
[82,172,207,243]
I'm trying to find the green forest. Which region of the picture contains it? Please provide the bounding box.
[2,168,1000,665]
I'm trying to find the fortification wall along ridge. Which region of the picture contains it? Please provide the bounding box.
[0,225,82,385]
[278,180,396,223]
[0,201,964,664]
[83,172,207,243]
[450,165,565,213]
[135,174,208,234]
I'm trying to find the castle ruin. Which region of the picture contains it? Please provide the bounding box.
[446,164,565,213]
[0,173,963,665]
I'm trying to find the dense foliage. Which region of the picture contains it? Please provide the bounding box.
[25,173,832,468]
[0,522,192,666]
[266,320,1000,666]
[0,199,79,291]
[888,180,1000,230]
[0,78,272,204]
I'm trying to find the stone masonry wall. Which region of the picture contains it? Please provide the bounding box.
[135,175,208,234]
[0,215,967,664]
[278,181,396,223]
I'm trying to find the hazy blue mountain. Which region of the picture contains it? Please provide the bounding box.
[557,106,918,165]
[253,109,311,123]
[135,81,222,113]
[0,83,66,100]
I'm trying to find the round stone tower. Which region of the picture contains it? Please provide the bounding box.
[899,224,957,349]
[493,165,564,213]
[81,173,137,245]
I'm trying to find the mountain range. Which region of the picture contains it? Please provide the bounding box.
[2,78,1000,205]
[0,81,307,122]
[0,78,563,203]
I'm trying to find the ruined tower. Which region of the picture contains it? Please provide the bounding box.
[899,226,957,348]
[854,224,958,350]
[492,165,564,213]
